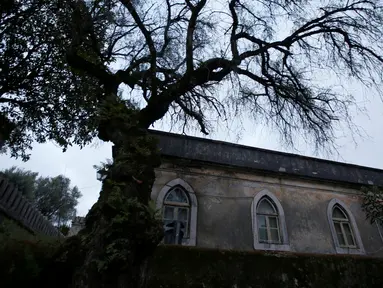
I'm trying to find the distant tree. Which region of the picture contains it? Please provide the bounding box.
[34,175,82,226]
[1,166,38,200]
[1,167,82,225]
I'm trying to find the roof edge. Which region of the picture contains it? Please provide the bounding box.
[149,129,383,174]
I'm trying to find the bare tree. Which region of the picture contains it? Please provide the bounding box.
[3,0,383,287]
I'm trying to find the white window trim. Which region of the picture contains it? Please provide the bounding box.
[156,178,197,246]
[251,190,290,251]
[327,198,365,255]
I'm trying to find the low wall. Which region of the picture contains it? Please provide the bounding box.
[147,246,383,287]
[0,175,61,237]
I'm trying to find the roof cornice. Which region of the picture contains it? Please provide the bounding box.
[149,130,383,187]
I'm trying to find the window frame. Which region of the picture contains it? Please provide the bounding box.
[257,198,282,244]
[332,206,357,248]
[251,190,290,251]
[163,187,191,241]
[327,198,365,255]
[156,178,198,246]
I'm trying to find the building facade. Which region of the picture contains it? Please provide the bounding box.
[150,130,383,257]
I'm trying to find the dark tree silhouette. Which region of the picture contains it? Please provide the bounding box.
[2,0,383,287]
[0,0,103,160]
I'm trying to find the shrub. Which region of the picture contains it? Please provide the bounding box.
[0,219,59,287]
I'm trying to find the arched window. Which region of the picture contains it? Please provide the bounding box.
[257,197,281,244]
[156,178,198,246]
[252,190,290,251]
[327,199,364,254]
[332,205,356,248]
[163,186,190,244]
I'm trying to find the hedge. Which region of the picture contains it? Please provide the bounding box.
[1,226,382,288]
[147,246,383,288]
[0,219,59,287]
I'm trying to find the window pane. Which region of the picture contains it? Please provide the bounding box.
[345,233,355,247]
[163,206,175,219]
[334,221,346,246]
[268,216,278,228]
[175,188,188,203]
[342,222,352,235]
[164,228,176,244]
[259,227,268,242]
[163,219,174,226]
[180,221,188,237]
[258,198,276,214]
[334,222,342,234]
[163,220,176,244]
[165,188,189,204]
[343,223,356,246]
[269,228,280,243]
[177,207,189,221]
[165,191,175,202]
[337,233,346,246]
[257,215,266,228]
[333,207,347,219]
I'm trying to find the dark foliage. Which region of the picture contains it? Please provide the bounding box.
[0,0,106,160]
[362,185,383,225]
[0,219,60,287]
[147,246,383,288]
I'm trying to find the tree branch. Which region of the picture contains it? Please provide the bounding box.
[120,0,158,98]
[185,0,207,75]
[66,50,117,91]
[160,0,172,55]
[175,98,208,134]
[137,57,233,129]
[229,0,239,62]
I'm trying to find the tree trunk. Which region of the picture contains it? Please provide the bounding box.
[68,97,164,287]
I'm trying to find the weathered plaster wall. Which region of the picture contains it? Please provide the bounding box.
[151,161,383,257]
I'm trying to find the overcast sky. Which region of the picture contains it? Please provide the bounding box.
[1,1,383,217]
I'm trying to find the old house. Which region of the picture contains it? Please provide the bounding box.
[150,130,383,257]
[71,130,383,257]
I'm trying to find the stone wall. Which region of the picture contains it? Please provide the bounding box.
[151,160,383,257]
[0,175,61,237]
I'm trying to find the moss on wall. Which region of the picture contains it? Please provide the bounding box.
[147,246,383,288]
